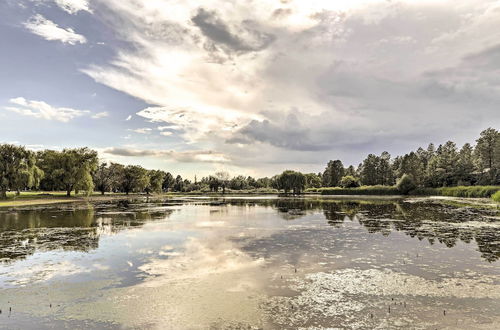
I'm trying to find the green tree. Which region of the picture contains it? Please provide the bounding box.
[323,160,344,187]
[305,173,322,189]
[93,163,113,195]
[0,144,43,198]
[146,170,166,194]
[121,165,149,195]
[162,172,174,192]
[378,151,395,185]
[456,143,476,185]
[396,174,416,195]
[275,170,306,194]
[173,175,184,192]
[215,171,230,194]
[340,175,360,188]
[397,152,425,185]
[360,154,379,185]
[475,128,500,184]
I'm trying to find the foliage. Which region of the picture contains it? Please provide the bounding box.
[275,170,306,194]
[339,175,360,188]
[322,160,344,187]
[38,148,98,196]
[0,144,43,198]
[146,170,166,194]
[121,165,149,195]
[396,174,417,195]
[492,191,500,203]
[437,186,500,198]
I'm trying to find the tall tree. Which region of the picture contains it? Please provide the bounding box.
[360,154,379,185]
[162,172,174,192]
[146,170,166,194]
[0,144,43,198]
[275,170,306,194]
[121,165,149,195]
[215,171,230,194]
[475,128,500,184]
[378,151,395,185]
[322,160,344,187]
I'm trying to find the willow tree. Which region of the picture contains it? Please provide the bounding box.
[0,144,43,199]
[275,170,306,195]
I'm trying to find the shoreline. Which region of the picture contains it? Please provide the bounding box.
[0,192,498,210]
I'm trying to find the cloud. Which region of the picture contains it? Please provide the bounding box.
[81,0,500,170]
[125,115,132,121]
[103,147,230,163]
[24,14,86,44]
[128,128,152,134]
[6,97,90,122]
[54,0,91,14]
[91,111,109,119]
[160,131,173,136]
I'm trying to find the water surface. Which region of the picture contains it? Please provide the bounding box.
[0,197,499,329]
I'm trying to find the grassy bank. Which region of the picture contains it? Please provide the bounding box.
[307,185,500,199]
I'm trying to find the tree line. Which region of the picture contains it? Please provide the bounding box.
[0,128,498,199]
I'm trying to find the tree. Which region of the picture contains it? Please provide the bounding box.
[305,173,322,189]
[230,175,248,190]
[215,171,230,194]
[93,163,113,195]
[378,151,395,185]
[475,128,500,184]
[0,144,43,199]
[38,148,98,196]
[396,174,416,195]
[340,175,360,188]
[397,152,425,185]
[162,172,174,192]
[323,160,345,187]
[121,165,149,195]
[275,170,306,194]
[208,176,220,192]
[456,143,476,185]
[146,170,166,194]
[173,175,184,192]
[360,154,379,185]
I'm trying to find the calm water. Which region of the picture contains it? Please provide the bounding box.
[0,197,499,329]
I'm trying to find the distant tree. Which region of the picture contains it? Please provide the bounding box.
[378,151,395,185]
[93,163,113,195]
[305,173,322,189]
[456,143,476,185]
[360,154,379,185]
[162,172,174,192]
[397,152,425,185]
[275,170,306,194]
[323,160,344,187]
[146,170,166,194]
[230,175,248,190]
[344,165,357,178]
[340,175,360,188]
[37,148,98,196]
[215,171,230,194]
[208,176,220,192]
[121,165,149,195]
[475,128,500,184]
[173,175,184,192]
[256,177,272,189]
[0,144,43,198]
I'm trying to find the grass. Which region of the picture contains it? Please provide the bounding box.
[310,186,400,195]
[437,186,500,198]
[492,191,500,203]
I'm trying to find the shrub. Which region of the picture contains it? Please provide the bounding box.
[396,174,417,195]
[491,191,500,202]
[340,176,361,188]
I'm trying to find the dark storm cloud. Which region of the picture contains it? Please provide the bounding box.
[191,8,275,52]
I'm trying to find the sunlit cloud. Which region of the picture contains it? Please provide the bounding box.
[6,97,90,122]
[24,14,86,44]
[91,111,109,119]
[102,147,230,163]
[54,0,91,14]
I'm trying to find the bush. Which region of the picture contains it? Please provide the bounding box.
[340,176,361,188]
[396,174,417,195]
[490,190,500,202]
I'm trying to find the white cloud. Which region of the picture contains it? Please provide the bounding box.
[91,111,109,119]
[125,115,132,121]
[128,128,152,134]
[24,14,86,44]
[6,97,90,122]
[82,0,500,170]
[54,0,91,14]
[160,131,173,136]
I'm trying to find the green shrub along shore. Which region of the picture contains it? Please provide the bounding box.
[307,185,500,199]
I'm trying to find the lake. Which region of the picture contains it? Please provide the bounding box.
[0,196,499,329]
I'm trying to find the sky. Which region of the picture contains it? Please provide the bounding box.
[1,0,500,179]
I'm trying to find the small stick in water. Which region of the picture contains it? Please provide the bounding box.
[443,310,446,316]
[294,268,297,273]
[388,306,391,313]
